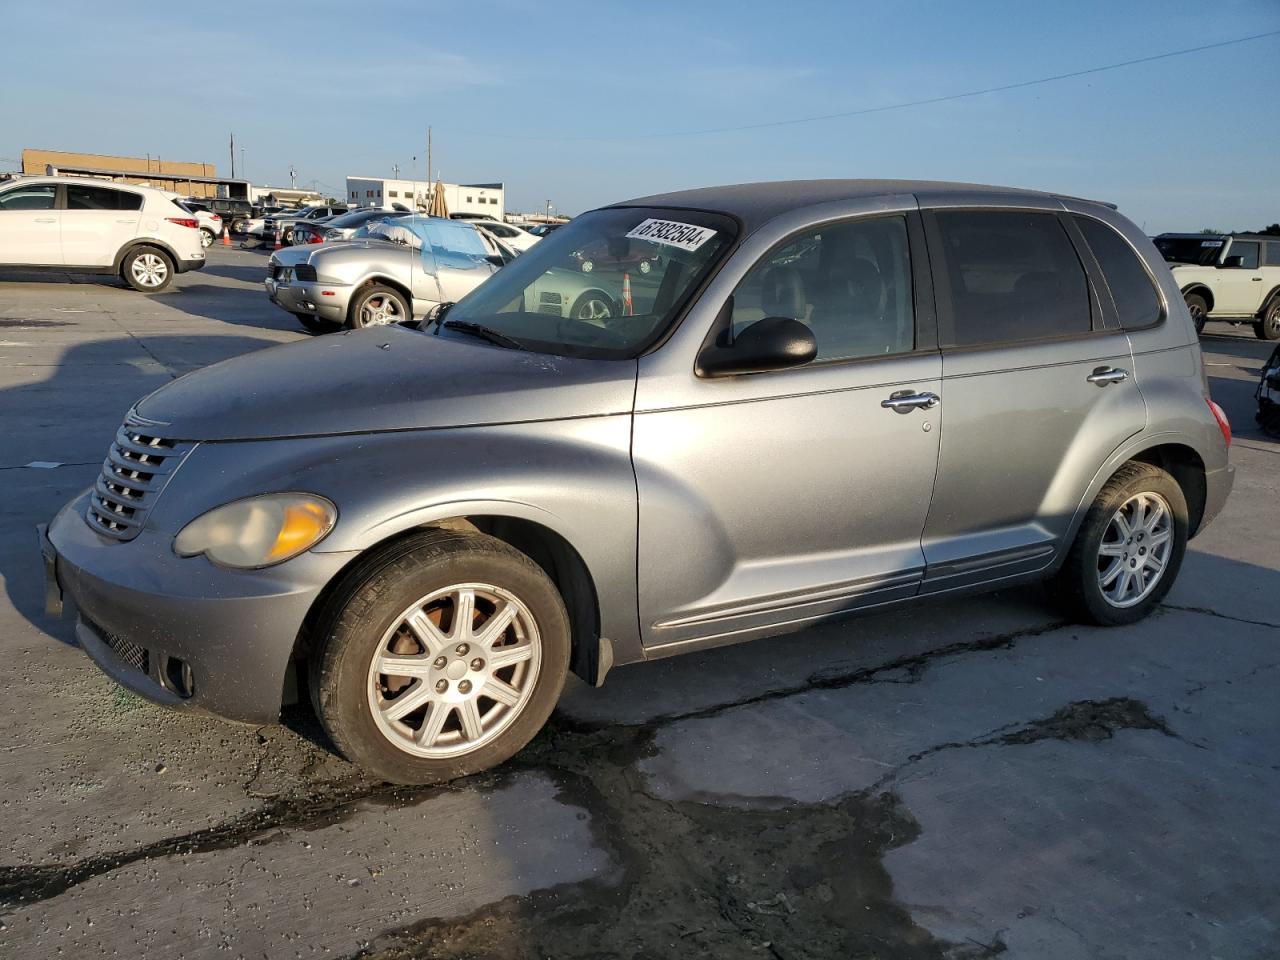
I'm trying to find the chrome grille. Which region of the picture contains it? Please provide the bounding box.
[103,632,149,674]
[86,420,191,541]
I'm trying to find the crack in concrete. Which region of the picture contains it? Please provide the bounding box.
[1162,604,1280,630]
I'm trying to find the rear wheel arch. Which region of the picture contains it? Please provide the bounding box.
[348,276,414,318]
[113,238,181,274]
[1256,287,1280,319]
[1126,444,1207,537]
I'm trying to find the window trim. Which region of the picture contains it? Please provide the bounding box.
[693,210,937,376]
[1069,213,1168,334]
[1223,238,1261,270]
[921,207,1112,353]
[62,182,144,213]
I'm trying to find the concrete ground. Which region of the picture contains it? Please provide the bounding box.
[0,245,1276,959]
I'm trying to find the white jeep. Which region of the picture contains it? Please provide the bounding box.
[1154,232,1280,340]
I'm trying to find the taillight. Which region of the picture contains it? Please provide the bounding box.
[307,232,322,244]
[1207,398,1231,447]
[166,217,199,229]
[211,214,222,222]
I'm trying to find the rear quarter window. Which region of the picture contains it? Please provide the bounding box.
[1073,216,1163,330]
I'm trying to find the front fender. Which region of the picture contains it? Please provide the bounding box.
[145,417,641,661]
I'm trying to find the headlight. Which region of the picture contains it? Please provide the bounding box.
[174,493,336,568]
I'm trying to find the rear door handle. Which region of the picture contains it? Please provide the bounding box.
[1087,366,1129,386]
[35,217,56,223]
[882,390,940,413]
[1251,277,1263,281]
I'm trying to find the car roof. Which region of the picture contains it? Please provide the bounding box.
[5,175,165,197]
[614,178,1090,232]
[1157,232,1274,241]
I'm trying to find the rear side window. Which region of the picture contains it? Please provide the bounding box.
[932,211,1090,347]
[66,184,143,211]
[1266,241,1280,266]
[1074,216,1162,330]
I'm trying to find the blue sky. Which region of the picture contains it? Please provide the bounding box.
[2,0,1277,232]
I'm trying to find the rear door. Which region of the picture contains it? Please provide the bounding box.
[61,183,142,266]
[918,206,1145,591]
[0,182,61,265]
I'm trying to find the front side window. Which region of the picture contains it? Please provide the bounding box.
[0,184,57,211]
[1074,216,1162,330]
[933,211,1090,347]
[442,206,737,359]
[1226,241,1259,269]
[730,216,914,361]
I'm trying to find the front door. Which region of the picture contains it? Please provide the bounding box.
[1215,239,1263,314]
[0,182,61,265]
[634,213,942,651]
[918,208,1146,590]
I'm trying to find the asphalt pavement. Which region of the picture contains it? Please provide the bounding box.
[0,245,1276,959]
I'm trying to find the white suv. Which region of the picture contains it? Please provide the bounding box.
[1155,232,1280,340]
[0,175,206,292]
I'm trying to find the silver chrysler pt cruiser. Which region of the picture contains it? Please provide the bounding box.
[42,180,1233,783]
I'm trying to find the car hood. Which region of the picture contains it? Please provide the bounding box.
[132,327,638,442]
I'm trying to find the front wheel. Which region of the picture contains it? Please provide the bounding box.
[1047,461,1187,626]
[1185,293,1208,336]
[309,530,570,784]
[1254,299,1280,341]
[121,246,174,292]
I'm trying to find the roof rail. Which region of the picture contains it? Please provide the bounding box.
[1053,193,1118,210]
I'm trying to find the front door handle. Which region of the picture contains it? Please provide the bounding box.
[882,390,940,413]
[35,217,56,223]
[1087,366,1129,386]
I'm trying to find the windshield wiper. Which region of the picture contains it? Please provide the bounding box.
[441,319,528,351]
[427,301,455,333]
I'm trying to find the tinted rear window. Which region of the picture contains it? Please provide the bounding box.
[1266,241,1280,267]
[66,184,143,211]
[933,211,1091,347]
[1074,216,1162,330]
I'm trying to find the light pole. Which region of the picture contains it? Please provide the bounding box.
[240,147,245,181]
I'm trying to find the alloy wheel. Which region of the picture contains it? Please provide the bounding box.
[1096,492,1173,608]
[359,295,402,326]
[131,253,168,288]
[366,583,541,759]
[575,298,612,321]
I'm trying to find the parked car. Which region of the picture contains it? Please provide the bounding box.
[42,180,1233,784]
[240,209,298,239]
[264,204,349,246]
[173,198,224,248]
[526,223,564,237]
[471,218,540,252]
[194,197,255,233]
[0,175,205,291]
[264,215,515,332]
[1154,232,1280,339]
[293,208,399,245]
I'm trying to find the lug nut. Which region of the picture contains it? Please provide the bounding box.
[455,643,470,656]
[458,680,472,694]
[435,679,449,693]
[470,658,485,671]
[433,656,447,669]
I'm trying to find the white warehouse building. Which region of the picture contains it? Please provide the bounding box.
[345,177,504,218]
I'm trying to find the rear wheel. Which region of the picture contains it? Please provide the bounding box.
[309,530,570,784]
[199,228,215,249]
[1185,293,1208,335]
[1254,298,1280,341]
[349,284,410,328]
[121,246,174,292]
[1048,461,1188,626]
[569,290,617,323]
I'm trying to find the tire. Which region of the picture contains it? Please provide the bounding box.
[348,283,410,328]
[308,529,570,784]
[568,289,617,323]
[1254,298,1280,341]
[120,246,175,292]
[1047,461,1188,626]
[1185,293,1208,336]
[231,219,248,234]
[283,228,295,245]
[199,228,215,249]
[293,311,341,334]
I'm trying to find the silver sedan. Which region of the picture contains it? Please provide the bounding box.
[265,216,515,333]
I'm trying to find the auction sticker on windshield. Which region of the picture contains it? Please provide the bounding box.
[626,219,717,252]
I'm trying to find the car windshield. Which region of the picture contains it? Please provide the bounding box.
[1154,236,1224,265]
[440,207,737,359]
[329,209,392,229]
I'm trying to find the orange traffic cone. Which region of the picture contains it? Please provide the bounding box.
[222,227,231,247]
[622,272,633,316]
[273,233,282,250]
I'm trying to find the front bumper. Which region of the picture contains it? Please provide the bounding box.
[265,277,348,323]
[42,492,355,724]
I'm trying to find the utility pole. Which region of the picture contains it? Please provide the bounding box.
[230,133,235,178]
[427,126,433,184]
[393,163,400,179]
[240,147,245,181]
[289,165,297,189]
[546,200,553,221]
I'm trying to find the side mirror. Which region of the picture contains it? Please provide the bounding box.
[698,316,817,377]
[1220,255,1245,269]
